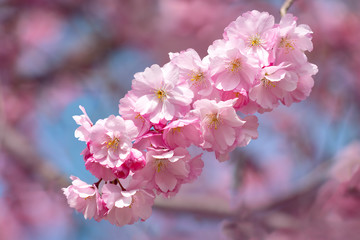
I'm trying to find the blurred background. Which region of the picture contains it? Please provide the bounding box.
[1,0,360,239]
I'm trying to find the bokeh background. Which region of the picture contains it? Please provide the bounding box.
[1,0,360,239]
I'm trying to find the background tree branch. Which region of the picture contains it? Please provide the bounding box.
[280,0,295,16]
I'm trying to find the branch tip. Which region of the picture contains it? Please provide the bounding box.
[280,0,295,17]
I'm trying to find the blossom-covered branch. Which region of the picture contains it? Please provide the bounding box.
[63,10,317,227]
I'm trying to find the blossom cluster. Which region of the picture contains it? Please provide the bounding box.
[63,10,317,226]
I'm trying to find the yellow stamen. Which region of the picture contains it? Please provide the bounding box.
[261,77,276,88]
[106,137,120,150]
[206,113,221,130]
[190,71,205,86]
[155,89,167,101]
[155,159,166,172]
[248,34,262,47]
[171,127,182,134]
[135,113,145,122]
[227,59,242,72]
[279,37,295,53]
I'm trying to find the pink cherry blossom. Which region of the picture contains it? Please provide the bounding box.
[192,98,243,148]
[62,176,107,221]
[249,62,298,110]
[73,105,93,142]
[220,89,250,111]
[208,38,259,92]
[88,115,137,168]
[125,148,146,172]
[184,153,204,183]
[192,98,253,161]
[169,48,212,100]
[281,62,318,107]
[162,117,202,148]
[224,10,278,65]
[215,115,259,162]
[133,131,166,151]
[112,148,146,179]
[82,146,117,181]
[132,147,193,197]
[236,115,259,147]
[131,63,194,123]
[118,90,151,138]
[276,13,314,64]
[102,183,154,226]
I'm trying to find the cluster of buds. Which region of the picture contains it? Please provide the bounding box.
[63,10,317,226]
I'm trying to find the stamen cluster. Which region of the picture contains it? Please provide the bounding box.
[63,10,317,226]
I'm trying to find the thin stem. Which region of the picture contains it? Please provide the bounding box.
[111,178,126,191]
[280,0,295,17]
[94,178,102,188]
[118,180,126,191]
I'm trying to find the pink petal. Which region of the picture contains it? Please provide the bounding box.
[155,171,177,192]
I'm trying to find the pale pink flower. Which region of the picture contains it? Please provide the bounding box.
[281,62,318,107]
[133,131,166,151]
[102,183,154,226]
[169,48,212,100]
[118,91,151,138]
[208,38,259,92]
[215,115,259,162]
[82,146,117,181]
[88,115,137,168]
[131,63,194,123]
[62,176,107,221]
[224,10,278,65]
[192,99,246,160]
[220,89,250,111]
[132,147,193,196]
[236,115,259,148]
[249,62,298,109]
[73,105,93,142]
[162,117,202,148]
[236,97,270,115]
[276,13,314,64]
[184,153,204,183]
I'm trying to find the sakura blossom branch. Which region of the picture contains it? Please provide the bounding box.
[280,0,295,17]
[63,10,318,227]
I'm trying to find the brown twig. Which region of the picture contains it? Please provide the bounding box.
[280,0,295,17]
